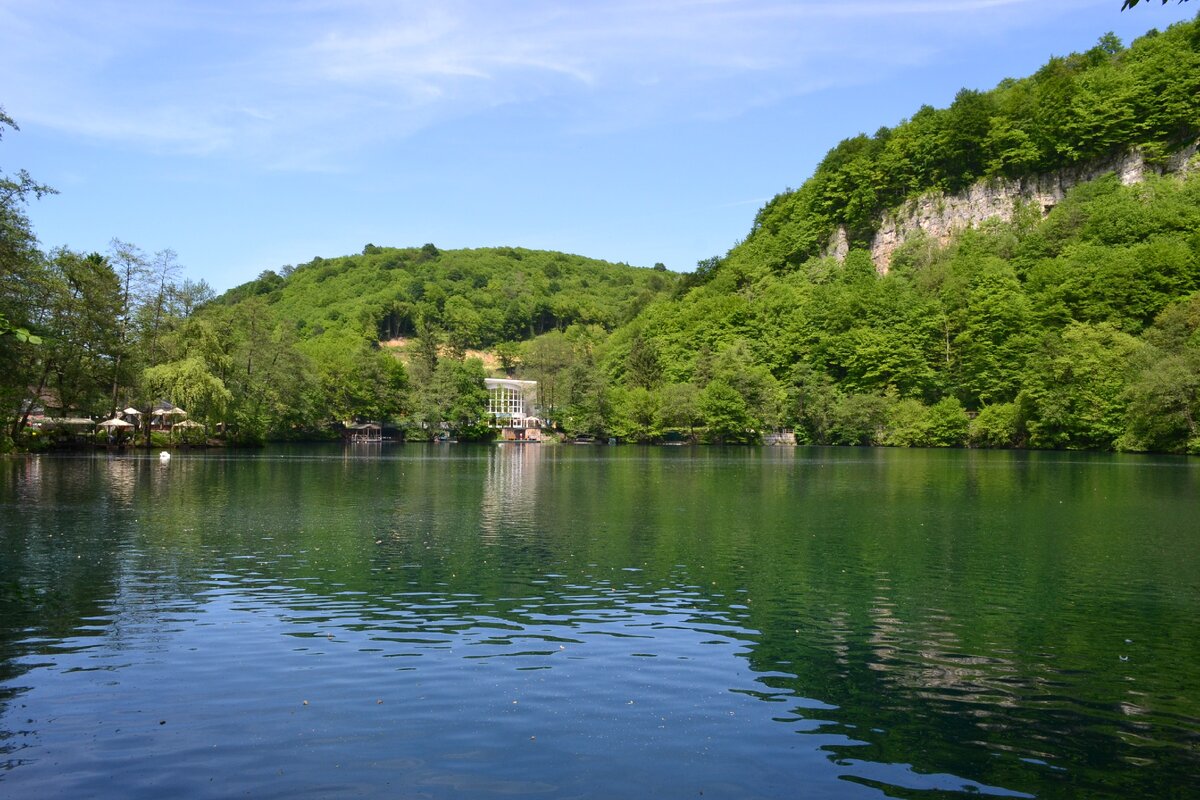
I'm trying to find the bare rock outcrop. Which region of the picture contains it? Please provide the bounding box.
[845,140,1200,274]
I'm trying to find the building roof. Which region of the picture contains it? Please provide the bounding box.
[484,378,537,390]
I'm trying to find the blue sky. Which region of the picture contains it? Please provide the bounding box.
[2,1,1196,293]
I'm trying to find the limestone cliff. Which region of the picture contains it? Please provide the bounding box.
[843,140,1200,273]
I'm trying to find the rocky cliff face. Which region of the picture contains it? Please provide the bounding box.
[850,140,1200,273]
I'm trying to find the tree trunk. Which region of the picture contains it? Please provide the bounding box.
[11,359,51,441]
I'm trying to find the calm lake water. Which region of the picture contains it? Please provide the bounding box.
[1,445,1197,799]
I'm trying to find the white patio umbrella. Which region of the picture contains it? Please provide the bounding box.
[151,407,186,429]
[98,417,134,429]
[172,418,205,443]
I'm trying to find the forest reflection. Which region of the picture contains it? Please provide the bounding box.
[1,448,1197,798]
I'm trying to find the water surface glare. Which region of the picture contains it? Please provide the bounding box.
[1,445,1198,798]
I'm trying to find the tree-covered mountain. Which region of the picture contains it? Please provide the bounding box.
[582,16,1200,452]
[214,244,673,351]
[185,244,677,441]
[734,17,1199,270]
[607,171,1199,450]
[4,16,1200,452]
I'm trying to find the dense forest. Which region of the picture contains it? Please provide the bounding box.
[2,16,1199,452]
[739,16,1200,266]
[572,17,1200,453]
[612,171,1200,451]
[0,215,675,443]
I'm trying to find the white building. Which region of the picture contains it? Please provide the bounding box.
[484,378,542,440]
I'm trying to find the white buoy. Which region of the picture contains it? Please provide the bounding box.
[159,451,171,462]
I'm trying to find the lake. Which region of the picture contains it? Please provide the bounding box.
[1,445,1197,799]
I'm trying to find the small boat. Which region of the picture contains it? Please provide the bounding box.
[159,451,171,462]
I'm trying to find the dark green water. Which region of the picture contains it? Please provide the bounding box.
[1,445,1197,799]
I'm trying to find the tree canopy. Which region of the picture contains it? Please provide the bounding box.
[739,17,1200,269]
[1122,1,1190,9]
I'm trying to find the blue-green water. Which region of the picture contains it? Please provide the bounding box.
[1,445,1197,799]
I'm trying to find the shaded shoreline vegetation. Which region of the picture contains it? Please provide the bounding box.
[3,18,1200,453]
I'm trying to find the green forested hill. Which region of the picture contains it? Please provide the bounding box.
[183,244,676,441]
[215,244,673,351]
[607,172,1200,451]
[581,17,1200,452]
[733,17,1200,268]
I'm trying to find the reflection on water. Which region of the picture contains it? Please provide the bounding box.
[0,446,1198,799]
[480,444,541,543]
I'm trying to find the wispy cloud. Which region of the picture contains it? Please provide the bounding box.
[0,0,1063,169]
